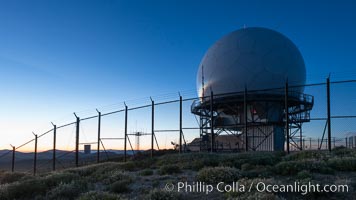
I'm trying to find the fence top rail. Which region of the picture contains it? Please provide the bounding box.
[128,104,151,111]
[101,109,125,117]
[38,128,54,139]
[182,97,200,102]
[57,122,76,129]
[330,79,356,84]
[154,99,180,106]
[81,115,98,121]
[16,139,35,150]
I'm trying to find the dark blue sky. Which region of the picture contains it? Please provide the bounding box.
[1,0,356,148]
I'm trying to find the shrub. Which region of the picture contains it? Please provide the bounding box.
[73,162,124,181]
[139,169,154,176]
[197,167,241,183]
[240,165,272,178]
[42,172,80,188]
[46,181,87,200]
[158,165,181,175]
[245,152,283,166]
[146,189,183,200]
[157,153,221,170]
[241,163,253,171]
[119,162,137,171]
[110,180,131,193]
[68,162,124,181]
[274,160,334,175]
[283,151,327,161]
[220,152,282,169]
[77,191,122,200]
[107,171,131,184]
[296,170,312,180]
[332,146,355,157]
[93,170,131,185]
[66,165,98,177]
[1,178,48,199]
[327,157,356,171]
[94,163,122,173]
[133,159,155,170]
[0,172,29,184]
[152,180,160,188]
[0,171,85,200]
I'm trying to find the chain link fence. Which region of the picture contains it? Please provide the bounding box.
[1,79,356,174]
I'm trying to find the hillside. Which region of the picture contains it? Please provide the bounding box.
[0,148,356,200]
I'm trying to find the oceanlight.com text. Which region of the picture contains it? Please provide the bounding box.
[164,181,349,195]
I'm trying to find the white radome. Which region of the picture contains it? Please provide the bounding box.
[197,27,306,98]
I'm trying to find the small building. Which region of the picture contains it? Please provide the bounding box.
[187,134,243,152]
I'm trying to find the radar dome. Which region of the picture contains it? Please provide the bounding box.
[197,27,306,98]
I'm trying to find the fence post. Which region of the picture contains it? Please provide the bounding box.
[33,132,38,175]
[333,137,336,148]
[244,87,248,151]
[11,145,15,172]
[285,82,290,154]
[300,126,303,151]
[124,104,128,162]
[51,122,56,171]
[309,138,312,150]
[74,113,80,167]
[327,77,332,152]
[96,109,101,163]
[151,98,154,158]
[179,95,183,153]
[210,91,214,153]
